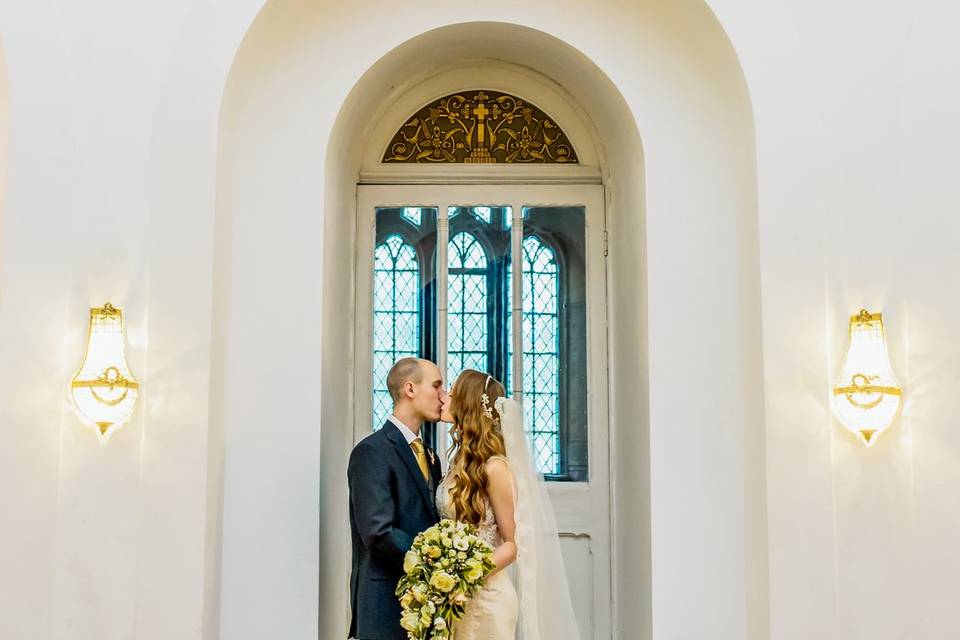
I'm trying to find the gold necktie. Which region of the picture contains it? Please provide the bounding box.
[410,439,430,483]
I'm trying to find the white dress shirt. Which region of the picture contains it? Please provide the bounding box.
[387,414,421,445]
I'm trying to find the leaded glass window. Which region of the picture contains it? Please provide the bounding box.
[372,234,421,428]
[507,236,561,474]
[371,203,586,480]
[447,232,489,384]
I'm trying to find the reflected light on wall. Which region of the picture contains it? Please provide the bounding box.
[831,309,902,447]
[70,303,140,442]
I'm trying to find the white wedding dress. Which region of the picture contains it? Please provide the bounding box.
[436,397,581,640]
[436,457,519,639]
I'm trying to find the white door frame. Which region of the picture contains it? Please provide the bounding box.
[354,183,611,639]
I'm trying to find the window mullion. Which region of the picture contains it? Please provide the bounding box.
[510,203,524,401]
[436,203,451,471]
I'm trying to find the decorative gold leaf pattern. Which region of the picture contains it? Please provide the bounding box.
[383,90,578,164]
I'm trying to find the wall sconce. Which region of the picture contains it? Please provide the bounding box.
[831,309,902,446]
[70,303,140,442]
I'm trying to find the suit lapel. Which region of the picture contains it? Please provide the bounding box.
[383,422,436,516]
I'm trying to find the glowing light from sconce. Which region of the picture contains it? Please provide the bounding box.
[831,309,902,447]
[70,303,139,442]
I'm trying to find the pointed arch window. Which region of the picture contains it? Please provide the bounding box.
[447,232,490,384]
[372,234,421,428]
[507,235,561,474]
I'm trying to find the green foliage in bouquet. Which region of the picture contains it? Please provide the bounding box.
[396,518,497,639]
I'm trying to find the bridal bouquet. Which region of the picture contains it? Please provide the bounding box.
[396,518,496,639]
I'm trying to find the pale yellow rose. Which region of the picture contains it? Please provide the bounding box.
[403,550,421,574]
[400,591,414,608]
[429,572,457,593]
[400,612,421,632]
[424,545,442,559]
[412,583,428,602]
[464,559,484,583]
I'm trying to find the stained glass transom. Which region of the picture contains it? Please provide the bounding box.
[382,90,579,164]
[372,234,420,429]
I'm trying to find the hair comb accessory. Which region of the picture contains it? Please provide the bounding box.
[481,393,494,419]
[480,375,496,421]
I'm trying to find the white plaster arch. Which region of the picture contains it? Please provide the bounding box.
[213,4,766,640]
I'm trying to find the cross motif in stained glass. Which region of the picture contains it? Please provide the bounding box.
[448,232,488,386]
[372,234,420,429]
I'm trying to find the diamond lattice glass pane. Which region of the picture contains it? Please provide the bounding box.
[402,207,422,227]
[464,275,486,306]
[463,313,486,350]
[447,314,463,351]
[473,206,492,224]
[374,312,394,351]
[520,206,588,480]
[448,353,464,384]
[395,313,418,352]
[533,316,558,353]
[465,242,486,269]
[448,231,489,384]
[515,233,562,474]
[372,226,422,431]
[464,352,486,374]
[449,232,489,269]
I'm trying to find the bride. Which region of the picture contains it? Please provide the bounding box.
[437,369,581,640]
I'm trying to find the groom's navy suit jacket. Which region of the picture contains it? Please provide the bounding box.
[348,420,442,640]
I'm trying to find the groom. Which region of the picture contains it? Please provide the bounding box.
[348,358,445,639]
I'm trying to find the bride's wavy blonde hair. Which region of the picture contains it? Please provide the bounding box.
[447,369,507,525]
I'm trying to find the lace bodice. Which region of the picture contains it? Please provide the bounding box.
[435,464,503,548]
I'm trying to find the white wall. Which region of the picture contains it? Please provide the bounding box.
[706,1,960,638]
[2,0,958,639]
[0,2,260,639]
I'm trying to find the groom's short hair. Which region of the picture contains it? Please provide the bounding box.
[387,357,425,403]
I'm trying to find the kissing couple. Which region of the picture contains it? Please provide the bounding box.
[347,357,581,640]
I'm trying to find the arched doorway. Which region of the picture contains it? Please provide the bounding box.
[351,65,611,636]
[216,11,762,640]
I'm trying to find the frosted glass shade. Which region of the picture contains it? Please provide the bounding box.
[70,303,139,442]
[831,310,902,446]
